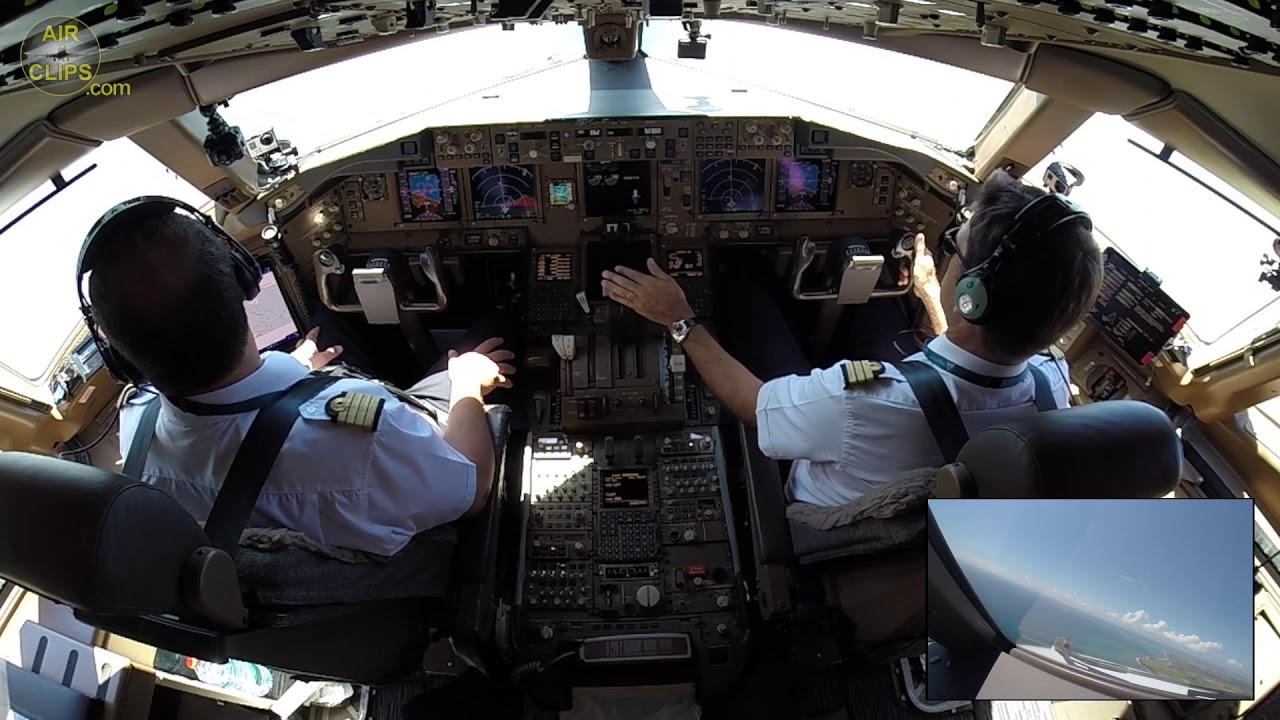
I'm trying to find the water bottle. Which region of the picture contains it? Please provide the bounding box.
[191,658,274,697]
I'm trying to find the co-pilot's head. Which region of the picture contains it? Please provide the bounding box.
[87,209,253,395]
[937,169,1103,363]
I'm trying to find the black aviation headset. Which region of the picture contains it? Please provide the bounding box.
[77,196,262,385]
[952,192,1093,325]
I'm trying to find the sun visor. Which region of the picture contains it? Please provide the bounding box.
[48,67,196,141]
[0,121,99,220]
[1022,45,1169,115]
[1128,92,1280,223]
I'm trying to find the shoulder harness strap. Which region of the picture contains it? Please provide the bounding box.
[122,393,163,480]
[898,361,970,464]
[203,374,341,554]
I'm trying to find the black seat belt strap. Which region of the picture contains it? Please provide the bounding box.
[122,395,163,480]
[203,374,340,554]
[898,361,970,464]
[1028,364,1057,412]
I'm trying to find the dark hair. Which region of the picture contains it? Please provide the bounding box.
[964,169,1103,359]
[88,213,251,395]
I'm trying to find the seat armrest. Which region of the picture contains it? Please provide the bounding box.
[738,422,794,565]
[453,405,512,582]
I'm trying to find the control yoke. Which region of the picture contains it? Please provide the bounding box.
[314,248,450,322]
[790,236,913,304]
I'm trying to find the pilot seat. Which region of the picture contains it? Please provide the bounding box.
[741,400,1182,671]
[0,405,518,687]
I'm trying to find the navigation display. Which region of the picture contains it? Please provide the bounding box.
[397,167,462,222]
[469,165,539,220]
[246,266,301,352]
[584,161,652,217]
[603,470,649,508]
[775,158,838,212]
[699,159,766,214]
[536,253,574,282]
[666,249,704,277]
[1090,248,1190,365]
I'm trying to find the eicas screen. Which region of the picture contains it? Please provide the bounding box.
[584,161,652,217]
[397,167,462,222]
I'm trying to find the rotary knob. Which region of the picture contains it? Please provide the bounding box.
[718,227,730,240]
[664,222,679,235]
[584,140,595,150]
[753,135,765,145]
[468,131,482,142]
[737,228,750,239]
[716,594,730,608]
[636,584,662,608]
[683,529,697,542]
[446,144,458,155]
[528,147,540,158]
[771,135,783,145]
[645,139,656,149]
[464,143,476,154]
[436,132,450,144]
[540,625,555,640]
[744,122,758,133]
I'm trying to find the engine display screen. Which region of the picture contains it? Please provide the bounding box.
[775,158,838,212]
[548,179,575,207]
[603,470,649,508]
[1089,248,1190,365]
[469,165,539,220]
[584,161,652,217]
[586,239,652,300]
[397,167,462,222]
[666,249,705,278]
[536,253,574,282]
[699,159,766,214]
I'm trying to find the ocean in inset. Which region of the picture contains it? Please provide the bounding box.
[957,561,1247,690]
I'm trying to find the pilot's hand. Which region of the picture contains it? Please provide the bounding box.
[290,327,343,370]
[601,259,695,327]
[448,337,515,395]
[911,233,940,299]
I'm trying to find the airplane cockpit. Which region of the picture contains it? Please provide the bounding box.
[0,2,1279,720]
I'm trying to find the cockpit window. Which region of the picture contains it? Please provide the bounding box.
[220,25,588,161]
[640,22,1013,152]
[932,500,1254,698]
[1027,114,1280,364]
[0,139,209,382]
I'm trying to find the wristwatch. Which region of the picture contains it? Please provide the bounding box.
[669,317,699,344]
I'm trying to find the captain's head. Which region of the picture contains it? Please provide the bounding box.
[82,198,258,396]
[940,169,1104,364]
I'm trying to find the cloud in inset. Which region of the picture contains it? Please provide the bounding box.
[1122,610,1148,623]
[1228,659,1243,669]
[1142,620,1168,631]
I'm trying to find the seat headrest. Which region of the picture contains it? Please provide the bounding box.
[957,400,1181,498]
[0,452,209,616]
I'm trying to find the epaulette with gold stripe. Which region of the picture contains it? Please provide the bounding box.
[841,360,886,388]
[324,391,385,431]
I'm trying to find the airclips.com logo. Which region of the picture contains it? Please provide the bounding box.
[20,17,130,97]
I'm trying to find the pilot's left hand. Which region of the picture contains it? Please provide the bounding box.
[602,259,695,327]
[290,327,344,370]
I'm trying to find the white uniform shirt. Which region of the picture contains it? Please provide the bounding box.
[755,334,1071,507]
[118,352,477,556]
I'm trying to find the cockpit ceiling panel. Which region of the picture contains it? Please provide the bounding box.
[0,0,1276,97]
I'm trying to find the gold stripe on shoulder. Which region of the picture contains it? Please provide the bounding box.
[325,391,385,431]
[841,360,886,389]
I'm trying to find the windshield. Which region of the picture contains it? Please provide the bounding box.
[1027,114,1280,362]
[932,500,1254,697]
[0,139,210,381]
[220,21,1011,160]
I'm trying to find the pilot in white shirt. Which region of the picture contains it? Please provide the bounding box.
[83,198,514,556]
[601,170,1103,506]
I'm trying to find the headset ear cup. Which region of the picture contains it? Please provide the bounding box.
[229,242,261,301]
[955,276,990,324]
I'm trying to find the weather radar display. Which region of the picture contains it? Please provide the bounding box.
[470,165,539,220]
[698,159,766,214]
[397,167,461,222]
[775,158,838,212]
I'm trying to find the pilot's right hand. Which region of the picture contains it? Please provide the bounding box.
[447,337,516,395]
[911,233,940,300]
